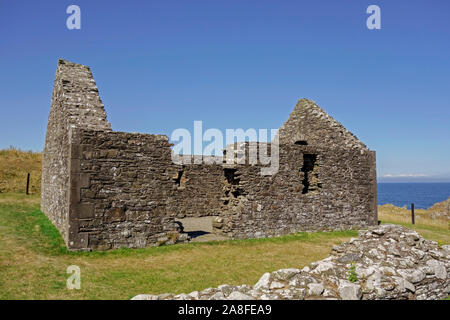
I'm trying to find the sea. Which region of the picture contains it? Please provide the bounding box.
[377,183,450,209]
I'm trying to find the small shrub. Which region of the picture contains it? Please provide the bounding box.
[348,261,358,283]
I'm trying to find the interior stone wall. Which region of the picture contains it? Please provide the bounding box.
[167,162,225,218]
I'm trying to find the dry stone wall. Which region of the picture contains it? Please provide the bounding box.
[42,59,377,251]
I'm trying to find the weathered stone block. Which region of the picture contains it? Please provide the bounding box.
[77,203,95,219]
[105,207,126,222]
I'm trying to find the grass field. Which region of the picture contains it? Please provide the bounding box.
[0,193,448,300]
[1,149,448,300]
[378,202,450,244]
[0,147,42,194]
[0,193,360,300]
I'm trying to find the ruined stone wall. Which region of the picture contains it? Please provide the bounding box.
[68,129,188,250]
[68,128,226,249]
[168,163,225,218]
[42,59,377,251]
[277,99,367,149]
[41,59,110,244]
[213,143,377,239]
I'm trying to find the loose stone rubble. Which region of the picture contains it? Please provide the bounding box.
[132,225,449,300]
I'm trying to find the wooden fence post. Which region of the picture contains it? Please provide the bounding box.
[26,173,30,195]
[411,203,415,225]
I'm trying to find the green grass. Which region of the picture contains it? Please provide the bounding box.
[1,193,448,300]
[0,193,358,300]
[1,151,448,299]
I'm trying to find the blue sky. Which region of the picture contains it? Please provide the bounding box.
[0,0,449,182]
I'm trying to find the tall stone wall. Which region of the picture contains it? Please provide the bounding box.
[41,59,111,244]
[42,59,377,251]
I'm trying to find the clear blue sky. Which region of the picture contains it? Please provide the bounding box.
[0,0,449,182]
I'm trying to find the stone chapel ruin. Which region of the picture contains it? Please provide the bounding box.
[41,59,377,251]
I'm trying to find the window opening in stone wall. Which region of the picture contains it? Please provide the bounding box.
[173,169,187,189]
[295,140,308,145]
[223,168,246,204]
[301,153,321,194]
[224,168,240,185]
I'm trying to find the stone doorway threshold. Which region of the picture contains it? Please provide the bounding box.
[176,217,228,242]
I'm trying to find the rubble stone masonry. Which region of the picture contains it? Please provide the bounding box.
[42,59,377,250]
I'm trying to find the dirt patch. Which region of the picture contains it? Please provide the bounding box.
[176,217,228,242]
